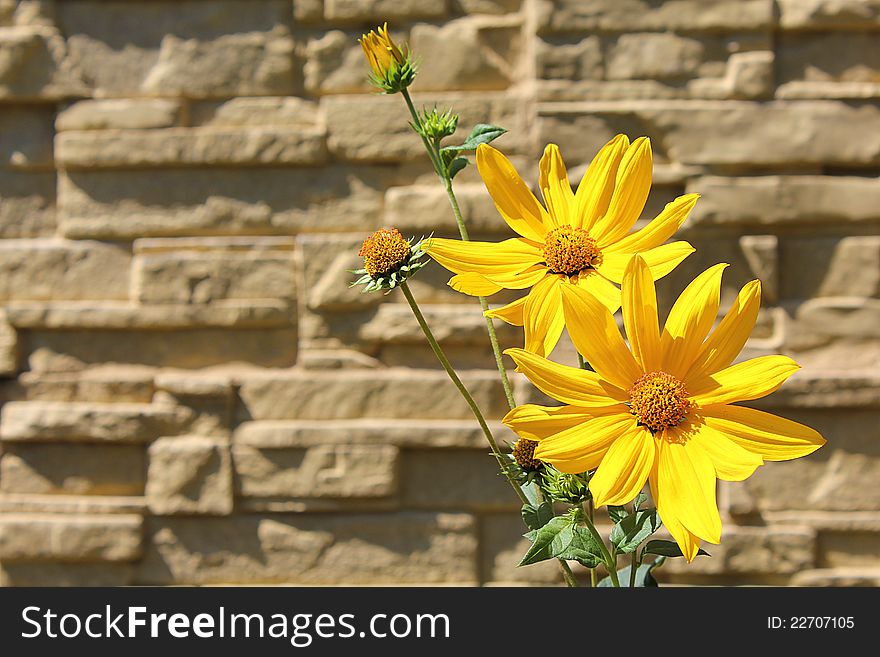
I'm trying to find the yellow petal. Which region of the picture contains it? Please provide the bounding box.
[448,272,503,296]
[589,424,656,507]
[502,403,596,442]
[533,409,633,462]
[427,237,542,277]
[489,266,551,290]
[685,280,761,381]
[701,404,826,462]
[597,241,695,284]
[660,263,728,379]
[538,144,574,228]
[523,275,565,358]
[590,137,652,245]
[574,272,621,313]
[504,347,628,407]
[485,295,526,326]
[656,430,722,543]
[686,418,763,481]
[649,453,704,562]
[689,355,800,407]
[622,255,660,373]
[559,284,642,391]
[574,134,629,230]
[476,144,550,242]
[609,193,699,253]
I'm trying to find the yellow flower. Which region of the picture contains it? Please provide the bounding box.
[427,136,697,357]
[358,23,415,93]
[502,255,826,561]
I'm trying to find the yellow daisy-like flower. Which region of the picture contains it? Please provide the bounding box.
[502,255,826,561]
[427,136,697,357]
[359,23,406,78]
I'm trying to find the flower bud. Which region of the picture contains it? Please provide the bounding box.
[350,228,430,293]
[420,107,459,141]
[358,23,417,94]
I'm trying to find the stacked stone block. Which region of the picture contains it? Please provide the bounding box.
[0,0,878,586]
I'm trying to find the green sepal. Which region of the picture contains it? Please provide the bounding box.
[610,508,661,554]
[642,539,710,559]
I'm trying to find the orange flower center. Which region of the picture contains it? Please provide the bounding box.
[542,226,601,276]
[512,437,541,470]
[628,371,692,432]
[359,228,411,278]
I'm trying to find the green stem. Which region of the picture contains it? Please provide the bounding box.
[401,281,577,587]
[580,509,620,588]
[400,281,514,490]
[400,88,444,178]
[630,551,638,588]
[442,178,517,410]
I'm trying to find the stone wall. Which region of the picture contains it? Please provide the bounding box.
[0,0,878,586]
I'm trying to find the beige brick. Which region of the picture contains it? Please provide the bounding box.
[234,418,507,449]
[818,531,880,567]
[0,494,146,516]
[4,301,292,330]
[686,175,880,226]
[236,369,509,421]
[0,171,54,238]
[0,239,130,302]
[0,309,16,375]
[21,328,297,370]
[325,0,446,21]
[13,367,155,403]
[0,106,53,169]
[58,167,388,239]
[539,102,880,167]
[536,0,774,33]
[191,97,322,128]
[56,127,327,169]
[778,33,880,86]
[793,297,880,340]
[146,436,233,515]
[0,562,134,586]
[817,236,880,298]
[401,449,519,510]
[454,0,523,14]
[481,513,565,585]
[58,1,297,97]
[293,0,324,22]
[137,513,478,584]
[747,373,880,409]
[777,0,880,29]
[739,235,778,303]
[56,99,182,131]
[134,250,295,304]
[304,30,373,95]
[607,33,705,80]
[662,525,816,575]
[233,443,399,498]
[384,183,508,234]
[0,513,143,562]
[410,20,519,91]
[0,25,86,100]
[536,35,603,81]
[791,568,880,587]
[0,443,146,495]
[0,401,192,443]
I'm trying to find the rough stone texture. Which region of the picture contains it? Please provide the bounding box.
[0,514,143,562]
[146,436,233,515]
[137,513,478,584]
[0,0,877,588]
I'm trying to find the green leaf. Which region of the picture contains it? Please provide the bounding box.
[447,156,468,179]
[518,516,572,567]
[598,562,659,588]
[610,508,661,554]
[441,123,507,153]
[521,502,554,531]
[633,491,647,512]
[642,539,710,559]
[608,506,628,524]
[555,525,603,568]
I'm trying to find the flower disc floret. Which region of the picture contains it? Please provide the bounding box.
[512,437,541,470]
[542,226,601,276]
[359,228,412,278]
[629,371,692,433]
